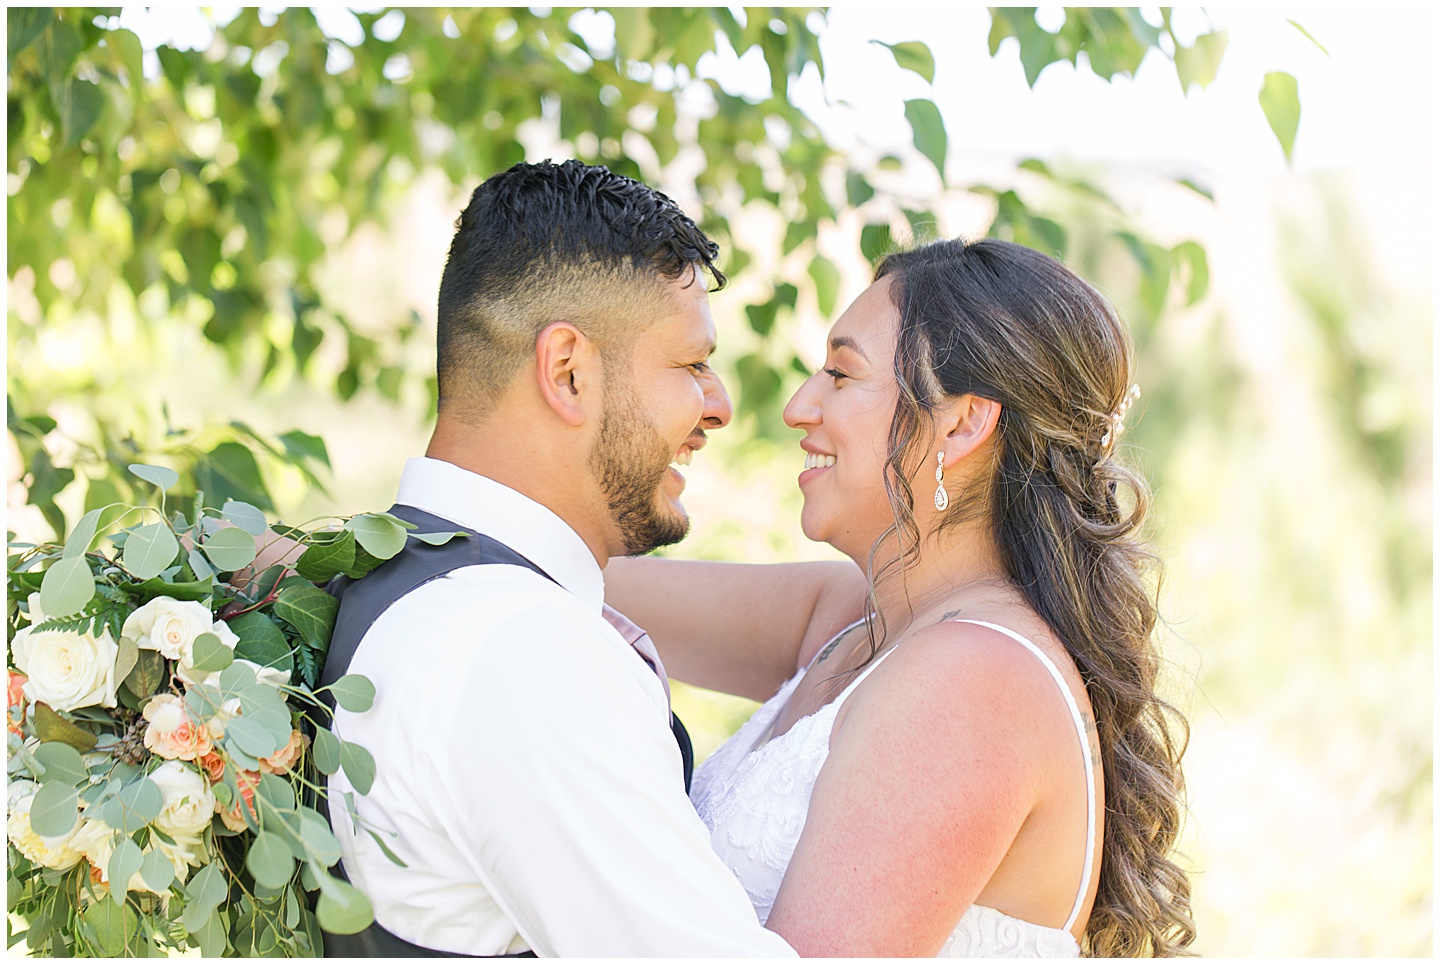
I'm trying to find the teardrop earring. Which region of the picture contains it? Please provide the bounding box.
[933,451,949,512]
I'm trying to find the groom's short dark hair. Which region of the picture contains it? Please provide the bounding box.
[436,159,726,420]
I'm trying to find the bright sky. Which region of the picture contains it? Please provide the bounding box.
[113,4,1435,182]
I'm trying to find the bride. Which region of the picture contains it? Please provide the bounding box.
[606,238,1194,956]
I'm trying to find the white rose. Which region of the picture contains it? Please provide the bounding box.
[7,780,84,871]
[152,831,205,883]
[68,819,157,894]
[178,654,282,693]
[26,592,46,624]
[171,621,241,688]
[10,623,119,712]
[149,760,216,839]
[121,597,215,662]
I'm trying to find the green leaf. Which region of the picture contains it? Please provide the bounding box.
[201,526,258,572]
[83,898,138,956]
[63,508,104,559]
[295,532,357,583]
[859,223,894,265]
[7,8,51,60]
[138,846,175,893]
[33,702,98,752]
[298,808,342,866]
[193,912,227,958]
[40,555,96,617]
[875,40,935,83]
[107,837,144,905]
[190,631,235,674]
[128,464,179,492]
[338,740,376,795]
[114,631,139,688]
[29,782,80,836]
[122,522,180,581]
[61,78,105,149]
[903,98,947,182]
[1258,71,1300,162]
[32,742,87,785]
[1287,19,1329,57]
[278,430,331,470]
[109,777,163,833]
[315,875,374,935]
[123,649,166,700]
[328,674,375,713]
[221,500,269,536]
[344,514,407,559]
[247,831,296,890]
[845,170,875,208]
[273,581,339,648]
[807,255,841,317]
[364,826,409,869]
[225,715,283,758]
[182,864,228,933]
[1173,30,1228,93]
[312,727,342,775]
[229,612,294,674]
[194,441,273,513]
[1171,241,1210,305]
[409,531,466,547]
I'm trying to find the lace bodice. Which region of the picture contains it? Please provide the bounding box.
[690,620,1089,958]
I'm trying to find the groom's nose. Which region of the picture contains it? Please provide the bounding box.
[698,367,733,430]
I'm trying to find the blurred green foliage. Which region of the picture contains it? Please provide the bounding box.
[7,5,1292,533]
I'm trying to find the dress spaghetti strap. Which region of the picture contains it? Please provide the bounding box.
[947,619,1098,933]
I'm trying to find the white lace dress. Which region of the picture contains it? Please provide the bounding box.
[690,619,1095,957]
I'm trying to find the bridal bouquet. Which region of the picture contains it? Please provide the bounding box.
[6,464,450,956]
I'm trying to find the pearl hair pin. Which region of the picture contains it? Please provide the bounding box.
[1100,385,1142,448]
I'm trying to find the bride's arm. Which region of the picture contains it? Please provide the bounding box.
[603,556,867,702]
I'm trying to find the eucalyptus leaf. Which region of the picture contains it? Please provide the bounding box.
[187,546,216,581]
[312,727,342,775]
[221,500,269,536]
[32,742,87,785]
[109,777,163,832]
[337,740,376,796]
[39,556,96,618]
[189,632,235,674]
[225,715,282,758]
[128,464,179,492]
[876,39,935,83]
[328,674,375,713]
[83,898,138,956]
[314,874,374,935]
[63,508,104,559]
[409,530,467,547]
[28,782,80,837]
[138,846,175,892]
[113,634,139,691]
[343,514,407,559]
[364,827,409,869]
[182,863,228,933]
[122,523,180,581]
[107,837,144,906]
[298,808,342,866]
[247,831,297,890]
[202,526,258,572]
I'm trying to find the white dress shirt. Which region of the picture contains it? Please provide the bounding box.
[327,457,795,957]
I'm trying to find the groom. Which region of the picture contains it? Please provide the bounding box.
[319,161,793,956]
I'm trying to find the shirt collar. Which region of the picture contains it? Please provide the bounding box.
[394,456,605,612]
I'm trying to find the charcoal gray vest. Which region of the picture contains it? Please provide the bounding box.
[316,504,693,957]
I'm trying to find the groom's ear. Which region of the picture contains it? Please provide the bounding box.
[534,322,600,427]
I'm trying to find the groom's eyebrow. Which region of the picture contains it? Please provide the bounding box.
[829,335,868,360]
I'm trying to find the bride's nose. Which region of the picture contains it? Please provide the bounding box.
[782,373,822,430]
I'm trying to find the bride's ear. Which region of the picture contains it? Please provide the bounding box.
[937,394,1002,467]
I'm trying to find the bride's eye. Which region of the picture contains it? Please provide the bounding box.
[823,367,848,383]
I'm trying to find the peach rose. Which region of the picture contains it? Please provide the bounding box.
[7,670,27,736]
[197,751,226,784]
[217,769,260,833]
[259,729,307,775]
[142,693,213,761]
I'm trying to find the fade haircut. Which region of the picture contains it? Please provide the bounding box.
[436,159,726,419]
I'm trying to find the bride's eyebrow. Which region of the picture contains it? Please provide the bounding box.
[828,335,868,361]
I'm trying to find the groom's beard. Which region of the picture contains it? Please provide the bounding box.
[590,383,689,556]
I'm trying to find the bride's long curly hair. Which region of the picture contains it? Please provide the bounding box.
[862,238,1194,956]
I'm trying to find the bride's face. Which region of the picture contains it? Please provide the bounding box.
[782,278,906,561]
